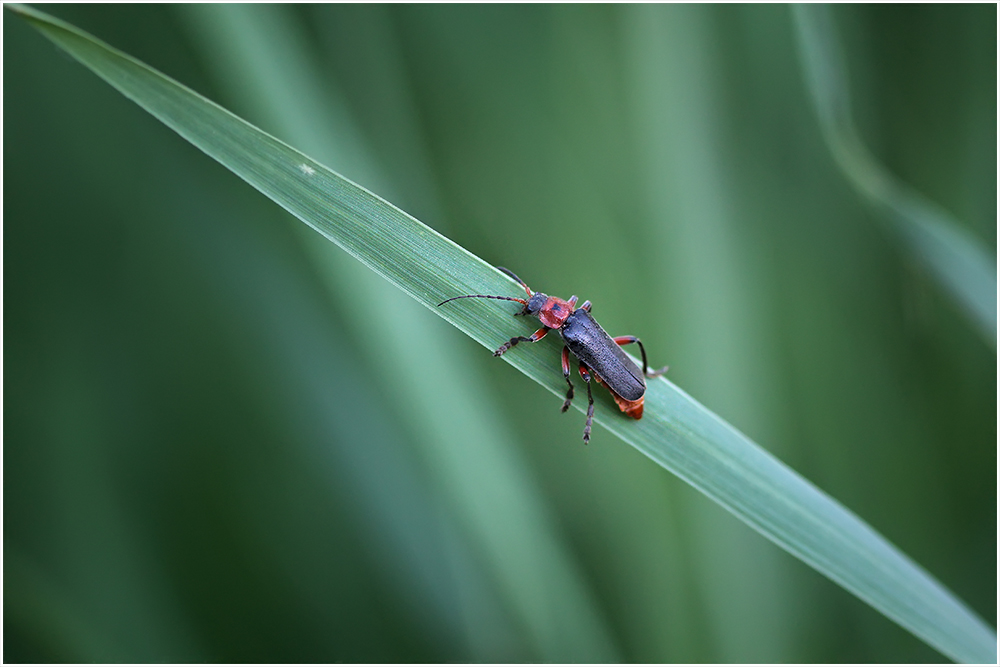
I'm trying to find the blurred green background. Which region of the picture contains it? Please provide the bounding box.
[5,4,995,662]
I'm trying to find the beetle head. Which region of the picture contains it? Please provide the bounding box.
[522,292,548,316]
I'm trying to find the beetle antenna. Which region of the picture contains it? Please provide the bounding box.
[497,267,533,298]
[437,294,528,307]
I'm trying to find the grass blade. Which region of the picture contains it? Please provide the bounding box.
[11,4,995,663]
[792,4,997,346]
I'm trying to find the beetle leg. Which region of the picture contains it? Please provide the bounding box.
[613,335,669,378]
[494,326,549,357]
[560,347,574,412]
[578,364,594,444]
[567,295,578,309]
[580,300,592,312]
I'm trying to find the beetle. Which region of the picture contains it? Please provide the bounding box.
[438,267,668,443]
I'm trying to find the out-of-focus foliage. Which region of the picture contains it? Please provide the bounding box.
[793,4,996,345]
[5,4,995,663]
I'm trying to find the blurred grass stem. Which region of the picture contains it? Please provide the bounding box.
[793,4,997,346]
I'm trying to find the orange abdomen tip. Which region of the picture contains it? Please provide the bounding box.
[596,376,645,420]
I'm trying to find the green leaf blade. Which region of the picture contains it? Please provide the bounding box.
[12,4,995,663]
